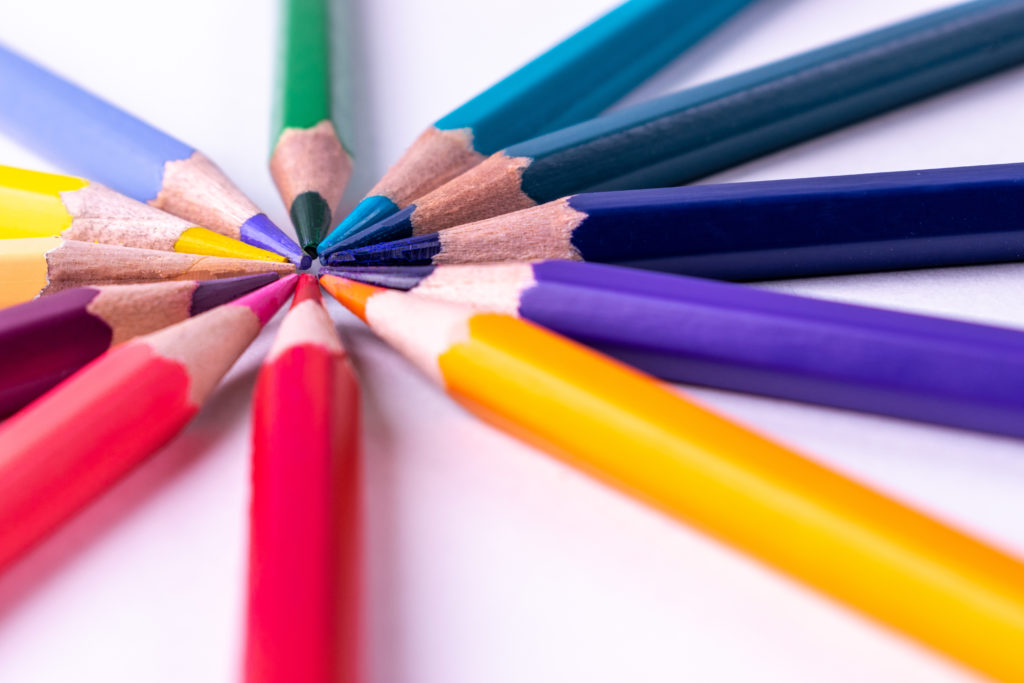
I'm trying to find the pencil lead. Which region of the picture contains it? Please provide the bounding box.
[174,227,291,263]
[290,192,333,258]
[319,205,416,257]
[320,265,434,291]
[233,273,300,326]
[319,274,382,322]
[322,233,441,268]
[189,273,280,315]
[291,272,322,306]
[240,214,312,270]
[318,195,401,254]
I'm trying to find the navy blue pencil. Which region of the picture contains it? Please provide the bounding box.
[324,162,1024,279]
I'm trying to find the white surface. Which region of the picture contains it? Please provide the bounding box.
[1,0,1023,681]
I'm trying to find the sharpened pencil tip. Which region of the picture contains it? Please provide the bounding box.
[291,273,322,307]
[239,213,312,269]
[190,273,280,315]
[322,232,443,268]
[290,192,333,257]
[319,273,384,322]
[318,195,400,255]
[318,204,416,256]
[174,227,291,263]
[233,273,299,326]
[320,265,435,291]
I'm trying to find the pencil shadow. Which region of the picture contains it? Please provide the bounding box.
[334,320,408,683]
[611,0,804,111]
[331,0,385,216]
[0,365,259,622]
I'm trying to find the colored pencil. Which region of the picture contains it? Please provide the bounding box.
[324,162,1024,275]
[322,0,1024,255]
[0,164,288,262]
[0,46,311,268]
[246,274,361,683]
[317,0,754,254]
[320,274,1024,681]
[0,236,294,308]
[0,274,297,573]
[272,0,355,257]
[0,274,278,418]
[327,260,1024,438]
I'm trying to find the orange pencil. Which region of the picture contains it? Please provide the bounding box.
[0,275,297,573]
[320,274,1024,682]
[246,275,362,683]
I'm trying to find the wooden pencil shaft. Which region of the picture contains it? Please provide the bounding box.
[0,238,294,307]
[0,165,190,249]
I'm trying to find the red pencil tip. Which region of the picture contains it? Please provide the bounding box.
[319,274,384,323]
[291,273,322,308]
[233,273,299,326]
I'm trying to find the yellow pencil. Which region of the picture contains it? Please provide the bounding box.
[321,273,1024,682]
[1,236,294,307]
[0,165,287,262]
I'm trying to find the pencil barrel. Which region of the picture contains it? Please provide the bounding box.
[440,314,1024,681]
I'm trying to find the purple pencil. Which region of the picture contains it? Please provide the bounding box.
[325,260,1024,438]
[0,274,279,417]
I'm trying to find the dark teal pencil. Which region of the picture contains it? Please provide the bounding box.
[316,0,753,255]
[323,162,1024,278]
[321,0,1024,256]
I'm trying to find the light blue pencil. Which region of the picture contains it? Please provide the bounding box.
[0,46,310,268]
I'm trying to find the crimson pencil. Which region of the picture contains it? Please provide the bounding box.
[0,274,298,573]
[246,275,362,683]
[0,274,278,417]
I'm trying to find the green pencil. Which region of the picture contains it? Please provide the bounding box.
[271,0,354,257]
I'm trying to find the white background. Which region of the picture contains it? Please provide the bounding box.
[1,0,1024,681]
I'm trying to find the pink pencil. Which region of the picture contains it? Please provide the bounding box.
[0,275,297,573]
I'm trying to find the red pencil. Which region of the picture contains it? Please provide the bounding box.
[246,275,362,683]
[0,274,298,573]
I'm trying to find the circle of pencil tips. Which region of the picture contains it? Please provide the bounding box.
[5,1,1024,681]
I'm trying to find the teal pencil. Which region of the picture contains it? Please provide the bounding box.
[317,0,753,253]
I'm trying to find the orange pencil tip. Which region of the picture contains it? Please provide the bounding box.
[319,273,384,322]
[291,273,322,308]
